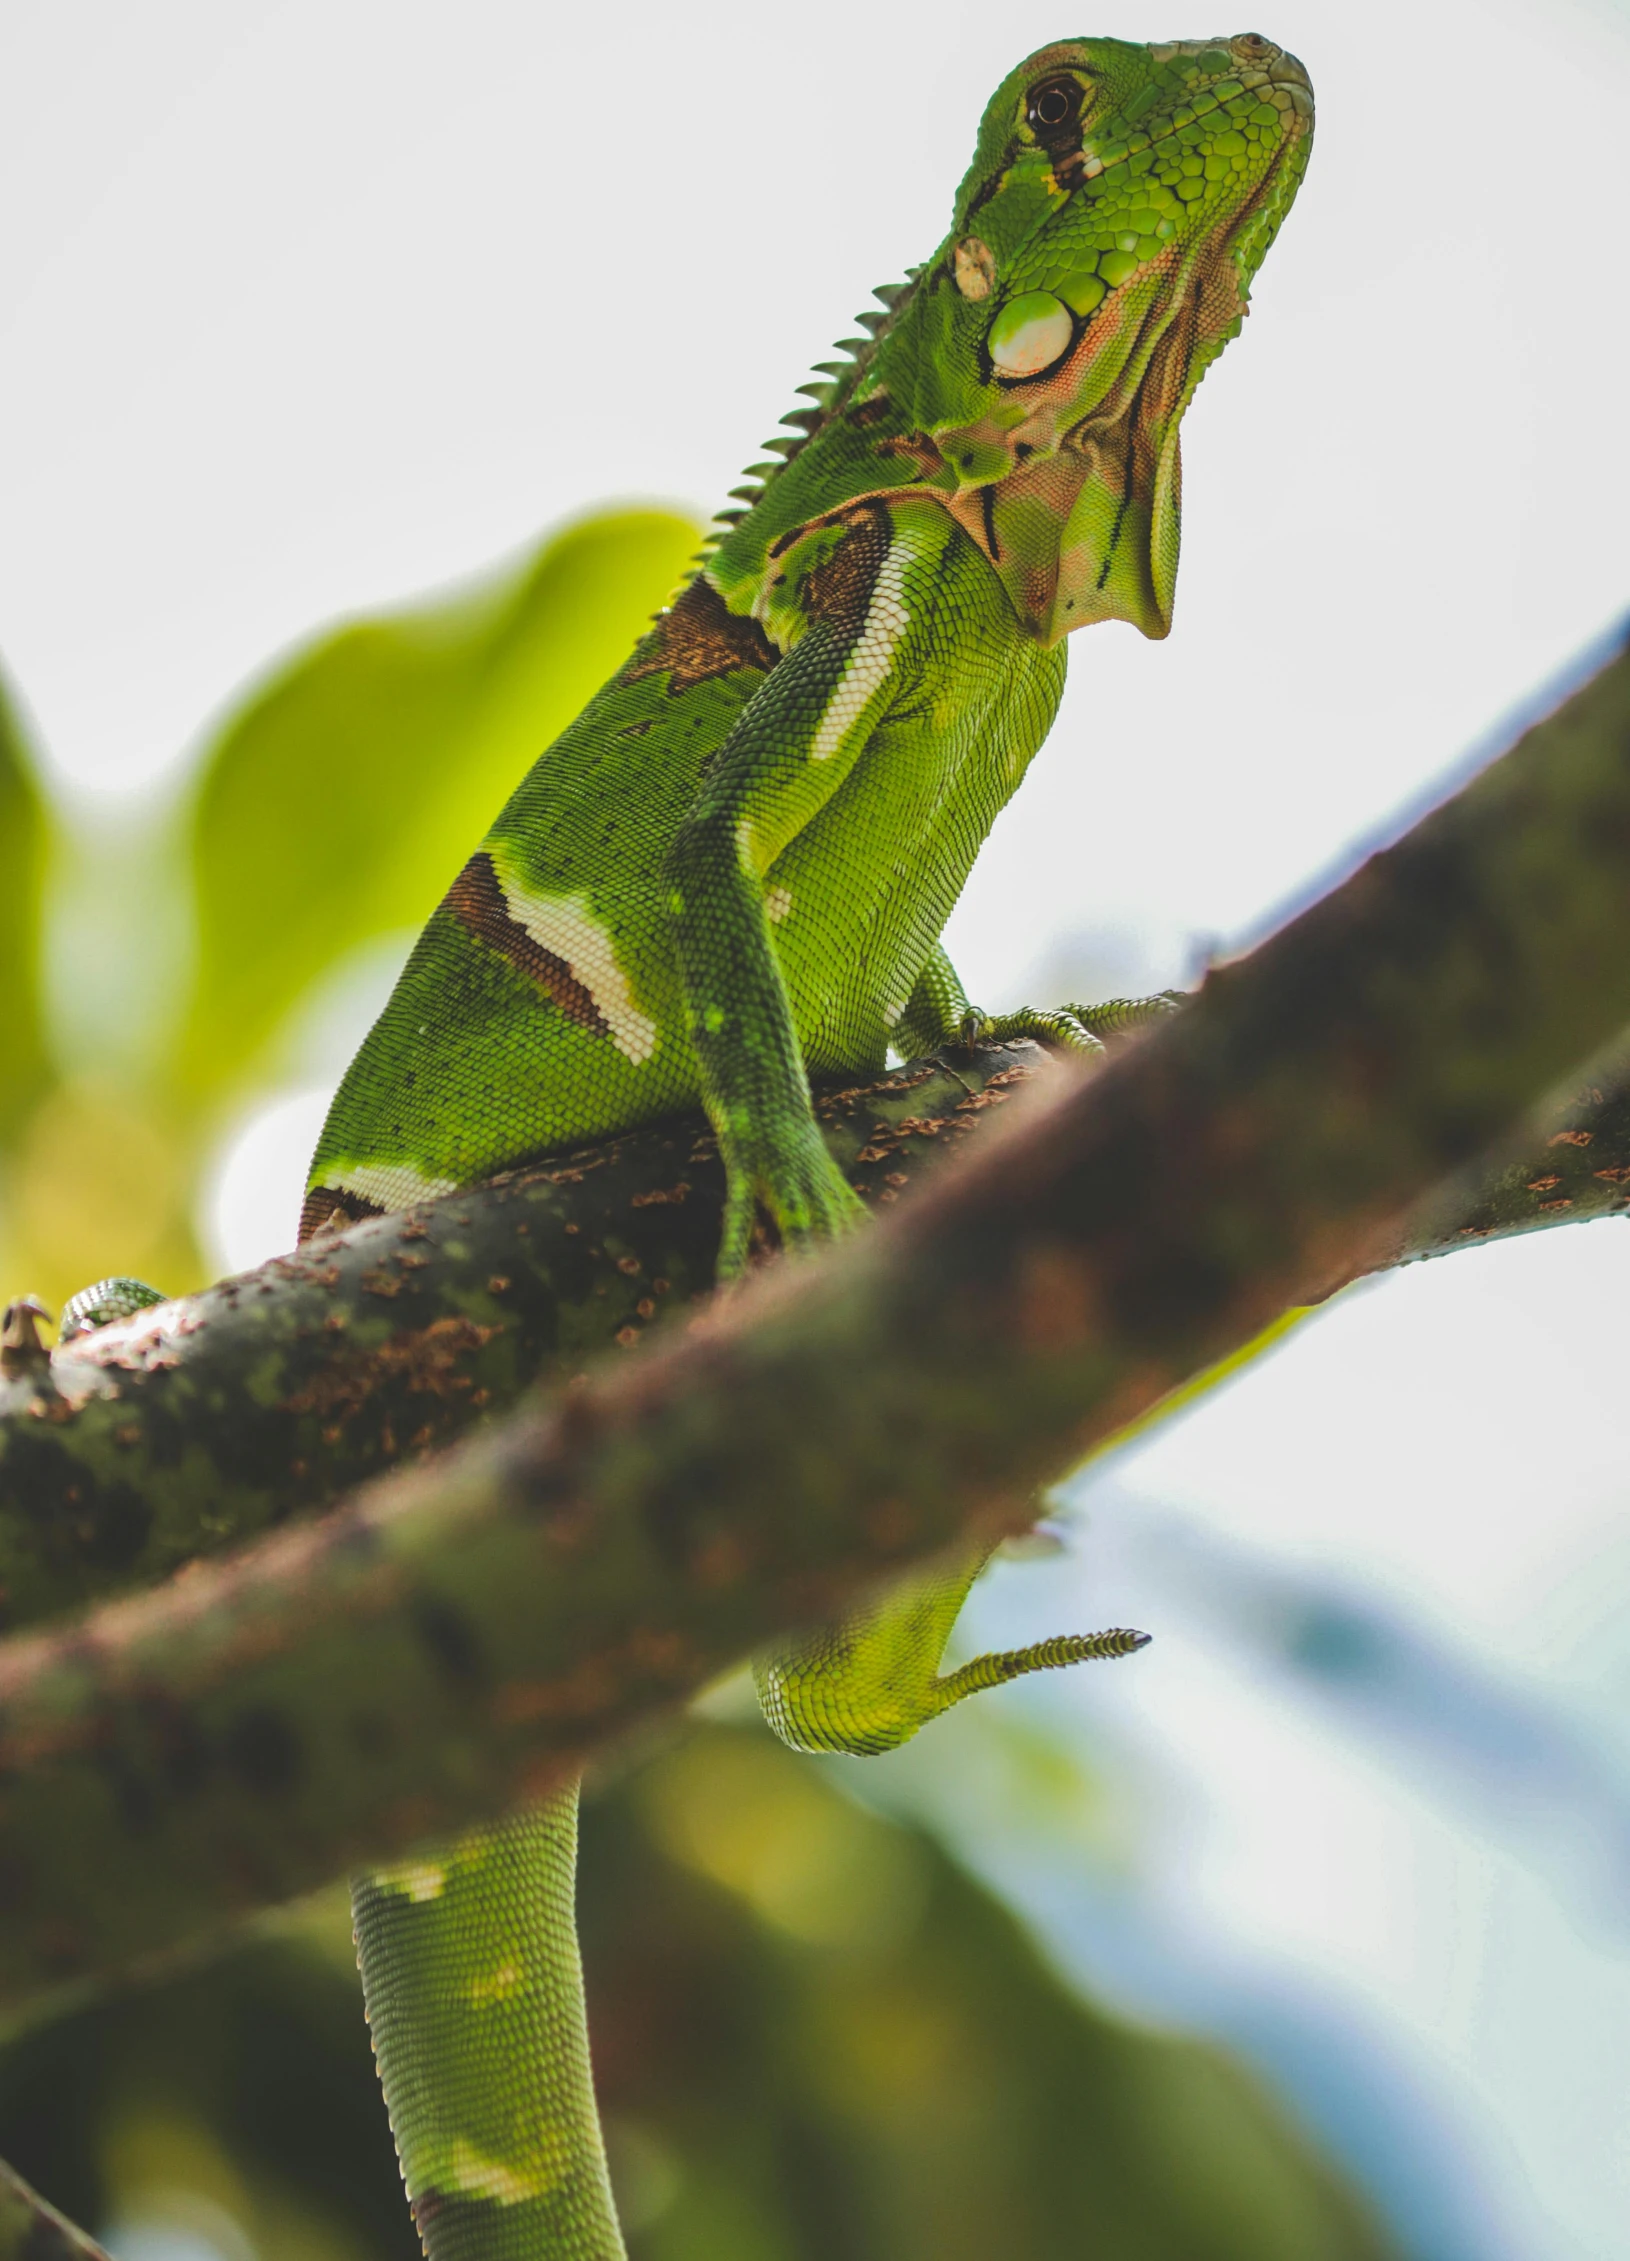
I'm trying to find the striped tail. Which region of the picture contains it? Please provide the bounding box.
[353,1790,627,2261]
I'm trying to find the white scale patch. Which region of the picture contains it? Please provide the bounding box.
[328,1161,459,1214]
[465,1958,525,2006]
[449,2136,565,2205]
[809,540,911,763]
[372,1858,449,1903]
[496,871,658,1065]
[765,884,793,924]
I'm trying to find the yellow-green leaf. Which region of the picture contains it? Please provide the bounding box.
[173,508,702,1103]
[0,664,51,1145]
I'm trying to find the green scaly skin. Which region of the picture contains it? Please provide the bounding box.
[354,1796,622,2261]
[74,36,1312,2260]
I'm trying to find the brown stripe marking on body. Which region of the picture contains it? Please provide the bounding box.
[794,500,893,634]
[624,576,777,695]
[298,1186,385,1244]
[444,852,614,1038]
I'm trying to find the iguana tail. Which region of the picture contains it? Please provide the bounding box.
[354,1790,627,2261]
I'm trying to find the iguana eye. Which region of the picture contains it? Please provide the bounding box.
[1027,75,1084,138]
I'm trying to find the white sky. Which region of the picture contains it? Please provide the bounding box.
[5,0,1627,967]
[5,2,1630,2254]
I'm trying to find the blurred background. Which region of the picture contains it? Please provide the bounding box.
[3,0,1629,2253]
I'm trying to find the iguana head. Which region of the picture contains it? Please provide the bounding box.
[705,35,1311,646]
[888,32,1313,642]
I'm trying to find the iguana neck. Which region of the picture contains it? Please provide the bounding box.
[703,263,1208,648]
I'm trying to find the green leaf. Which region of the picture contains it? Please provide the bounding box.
[0,664,52,1145]
[593,1725,1399,2260]
[173,508,703,1104]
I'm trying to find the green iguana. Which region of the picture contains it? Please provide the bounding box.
[68,33,1312,2260]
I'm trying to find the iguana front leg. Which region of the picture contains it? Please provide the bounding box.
[665,511,908,1276]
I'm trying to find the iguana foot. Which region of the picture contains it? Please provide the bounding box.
[928,1626,1150,1716]
[954,1004,1106,1056]
[58,1277,167,1340]
[755,1537,1152,1756]
[716,1129,867,1281]
[1063,990,1187,1043]
[757,1616,1151,1754]
[953,989,1188,1057]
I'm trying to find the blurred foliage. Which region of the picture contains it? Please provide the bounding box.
[172,511,699,1106]
[0,1079,202,1326]
[0,511,699,1315]
[0,1723,1395,2261]
[0,663,51,1146]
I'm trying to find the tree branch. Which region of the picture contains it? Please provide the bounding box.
[0,1046,1039,1629]
[0,2158,111,2261]
[0,627,1626,2027]
[6,1002,1630,1635]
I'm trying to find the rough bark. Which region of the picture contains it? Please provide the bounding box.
[5,1022,1630,1638]
[0,1047,1038,1630]
[0,631,1625,2026]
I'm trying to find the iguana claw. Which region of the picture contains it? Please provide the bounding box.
[716,1132,867,1280]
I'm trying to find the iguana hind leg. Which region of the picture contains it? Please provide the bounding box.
[754,1536,1147,1758]
[956,988,1188,1055]
[892,945,1187,1066]
[891,945,1104,1060]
